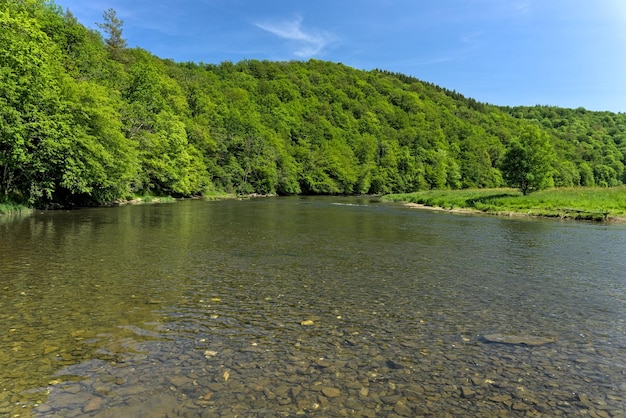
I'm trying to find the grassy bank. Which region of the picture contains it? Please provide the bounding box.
[383,187,626,222]
[130,195,177,204]
[1,192,240,215]
[0,201,32,217]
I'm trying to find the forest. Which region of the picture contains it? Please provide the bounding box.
[2,0,626,208]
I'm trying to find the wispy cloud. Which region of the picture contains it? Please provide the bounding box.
[255,15,334,58]
[460,31,483,47]
[513,0,532,15]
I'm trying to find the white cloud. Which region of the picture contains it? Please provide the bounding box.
[460,31,483,46]
[513,0,532,14]
[255,15,334,58]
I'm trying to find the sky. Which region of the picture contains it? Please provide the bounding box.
[52,0,626,112]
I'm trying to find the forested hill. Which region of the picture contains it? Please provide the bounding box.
[2,1,625,207]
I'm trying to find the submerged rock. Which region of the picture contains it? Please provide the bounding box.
[481,333,556,346]
[460,386,477,399]
[321,387,341,398]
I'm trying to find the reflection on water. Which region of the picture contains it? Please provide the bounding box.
[1,197,625,416]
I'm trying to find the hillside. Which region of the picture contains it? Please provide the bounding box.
[1,1,625,208]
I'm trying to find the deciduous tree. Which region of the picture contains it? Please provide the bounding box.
[501,126,556,195]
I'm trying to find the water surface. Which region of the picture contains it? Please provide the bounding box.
[1,197,625,416]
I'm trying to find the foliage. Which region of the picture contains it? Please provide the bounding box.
[96,8,127,60]
[1,2,626,208]
[500,126,556,194]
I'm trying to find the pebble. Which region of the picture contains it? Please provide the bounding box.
[481,333,556,346]
[321,387,341,398]
[489,394,512,405]
[390,402,410,416]
[512,401,532,411]
[577,393,591,406]
[43,345,59,355]
[460,386,477,399]
[2,295,625,418]
[83,396,104,413]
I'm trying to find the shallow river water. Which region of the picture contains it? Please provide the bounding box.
[1,197,625,417]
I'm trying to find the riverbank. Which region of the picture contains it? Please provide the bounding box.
[0,191,256,217]
[383,187,626,223]
[4,187,625,223]
[0,201,31,217]
[96,191,273,206]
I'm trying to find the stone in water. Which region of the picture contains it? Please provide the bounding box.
[481,333,555,346]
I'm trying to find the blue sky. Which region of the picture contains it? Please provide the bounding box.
[53,0,626,112]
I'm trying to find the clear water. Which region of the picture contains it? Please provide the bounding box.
[1,197,625,416]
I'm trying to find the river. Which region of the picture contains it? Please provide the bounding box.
[1,197,625,416]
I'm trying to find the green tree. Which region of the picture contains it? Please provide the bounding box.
[97,8,127,60]
[0,3,71,204]
[5,2,626,207]
[501,126,556,195]
[62,80,139,202]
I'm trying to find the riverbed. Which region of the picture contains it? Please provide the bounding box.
[1,197,625,416]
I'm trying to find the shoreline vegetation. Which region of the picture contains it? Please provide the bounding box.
[3,4,626,211]
[4,187,624,225]
[3,3,626,212]
[0,191,269,217]
[382,186,626,223]
[0,202,32,217]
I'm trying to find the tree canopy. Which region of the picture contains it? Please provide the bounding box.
[1,1,625,207]
[501,126,556,194]
[96,8,126,60]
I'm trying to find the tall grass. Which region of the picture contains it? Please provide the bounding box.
[0,201,32,217]
[201,190,237,201]
[384,186,626,221]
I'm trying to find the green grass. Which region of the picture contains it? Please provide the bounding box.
[129,194,177,204]
[201,190,237,201]
[383,186,626,221]
[0,201,32,217]
[131,191,238,204]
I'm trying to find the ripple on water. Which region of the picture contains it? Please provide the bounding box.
[0,198,624,416]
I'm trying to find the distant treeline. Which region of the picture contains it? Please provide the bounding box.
[1,1,625,207]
